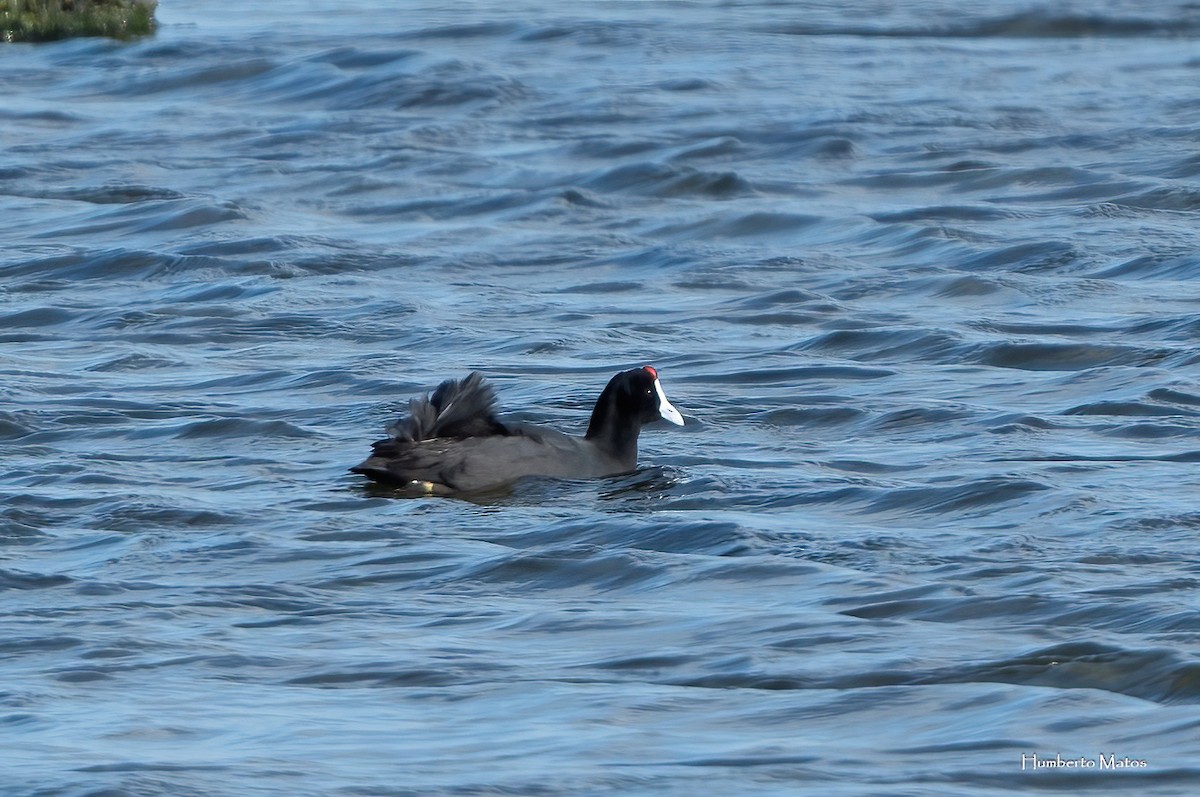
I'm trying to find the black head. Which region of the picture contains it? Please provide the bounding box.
[586,366,684,444]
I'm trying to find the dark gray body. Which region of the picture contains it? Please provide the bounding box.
[352,423,633,493]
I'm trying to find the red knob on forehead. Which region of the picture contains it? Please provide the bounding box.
[642,365,658,379]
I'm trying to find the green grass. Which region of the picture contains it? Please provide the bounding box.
[1,0,157,42]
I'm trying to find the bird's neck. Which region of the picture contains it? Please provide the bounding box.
[585,402,640,464]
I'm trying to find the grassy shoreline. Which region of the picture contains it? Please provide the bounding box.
[1,0,157,42]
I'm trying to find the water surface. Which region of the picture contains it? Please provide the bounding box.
[3,1,1200,795]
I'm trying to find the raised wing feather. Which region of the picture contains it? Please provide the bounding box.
[387,371,508,442]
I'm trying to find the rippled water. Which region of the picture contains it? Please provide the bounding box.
[4,1,1200,794]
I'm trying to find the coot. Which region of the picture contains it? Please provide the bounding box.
[351,366,684,494]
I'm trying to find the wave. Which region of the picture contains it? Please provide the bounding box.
[974,342,1171,371]
[0,568,73,591]
[580,161,756,198]
[773,11,1200,39]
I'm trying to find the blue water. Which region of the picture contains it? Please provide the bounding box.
[4,1,1200,794]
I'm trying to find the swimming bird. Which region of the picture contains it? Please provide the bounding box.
[351,366,684,494]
